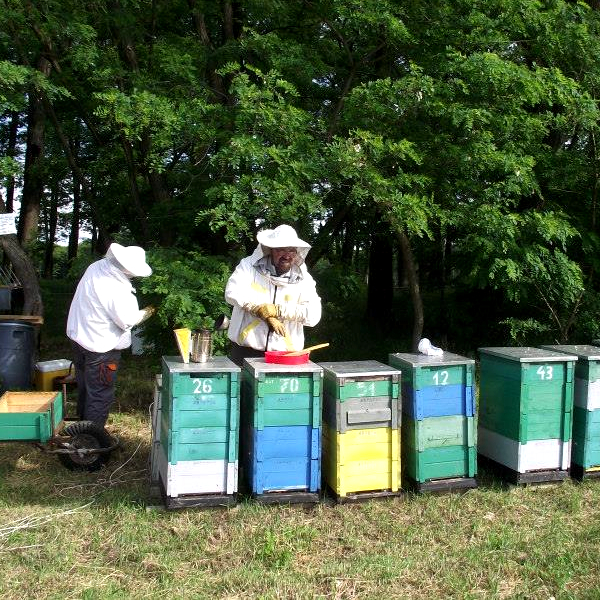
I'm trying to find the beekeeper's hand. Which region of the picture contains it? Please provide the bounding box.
[138,305,155,324]
[255,303,280,320]
[266,317,287,337]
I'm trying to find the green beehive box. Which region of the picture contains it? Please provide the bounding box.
[402,415,476,452]
[0,391,63,443]
[161,356,240,465]
[571,406,600,470]
[478,347,576,443]
[388,352,474,391]
[320,360,399,402]
[402,445,477,483]
[242,358,322,429]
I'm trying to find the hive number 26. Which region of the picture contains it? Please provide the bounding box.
[432,370,449,385]
[536,365,553,380]
[193,378,213,394]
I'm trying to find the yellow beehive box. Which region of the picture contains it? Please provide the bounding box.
[34,359,73,391]
[322,423,400,497]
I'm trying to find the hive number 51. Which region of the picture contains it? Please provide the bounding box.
[536,365,553,380]
[432,370,449,385]
[193,378,213,394]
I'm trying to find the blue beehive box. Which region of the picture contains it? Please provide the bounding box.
[241,358,322,502]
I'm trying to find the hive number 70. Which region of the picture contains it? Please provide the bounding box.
[193,378,213,394]
[536,365,553,380]
[280,378,300,393]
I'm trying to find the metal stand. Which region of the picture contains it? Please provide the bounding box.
[325,485,402,504]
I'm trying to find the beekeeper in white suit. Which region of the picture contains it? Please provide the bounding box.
[225,225,322,365]
[67,243,154,427]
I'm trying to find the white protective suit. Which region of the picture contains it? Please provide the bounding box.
[225,245,322,352]
[67,258,147,353]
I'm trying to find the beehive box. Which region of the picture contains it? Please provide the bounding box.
[161,356,240,465]
[0,391,63,443]
[388,352,475,419]
[402,415,476,483]
[159,356,240,505]
[150,374,162,490]
[321,423,400,497]
[571,407,600,472]
[320,361,400,432]
[241,358,322,500]
[540,345,600,478]
[319,361,401,499]
[478,347,576,480]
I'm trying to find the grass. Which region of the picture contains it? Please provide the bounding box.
[0,280,599,598]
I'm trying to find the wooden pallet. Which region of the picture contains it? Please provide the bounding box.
[158,476,237,510]
[478,454,569,485]
[324,484,402,504]
[403,476,477,494]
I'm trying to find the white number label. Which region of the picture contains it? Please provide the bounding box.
[280,378,299,393]
[355,382,376,396]
[536,366,553,380]
[433,370,449,385]
[193,378,213,394]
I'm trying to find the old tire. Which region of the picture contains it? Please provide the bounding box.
[58,421,115,472]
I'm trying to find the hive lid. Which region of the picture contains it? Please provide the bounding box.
[388,352,475,368]
[162,356,240,373]
[539,345,600,362]
[479,347,578,363]
[319,360,401,378]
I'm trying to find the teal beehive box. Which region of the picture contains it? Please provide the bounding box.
[478,347,576,484]
[158,356,240,508]
[540,344,600,480]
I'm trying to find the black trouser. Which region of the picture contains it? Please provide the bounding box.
[227,342,264,367]
[71,342,121,427]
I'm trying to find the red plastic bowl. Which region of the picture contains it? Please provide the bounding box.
[265,350,309,365]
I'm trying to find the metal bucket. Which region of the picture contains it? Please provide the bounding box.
[190,329,212,363]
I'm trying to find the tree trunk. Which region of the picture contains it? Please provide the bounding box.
[5,111,19,213]
[68,142,81,266]
[0,195,43,316]
[19,56,52,246]
[42,188,58,278]
[366,229,393,321]
[398,230,424,351]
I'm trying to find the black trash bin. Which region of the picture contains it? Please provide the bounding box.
[0,321,35,393]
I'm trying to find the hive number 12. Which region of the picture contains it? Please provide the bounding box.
[433,370,449,385]
[280,378,299,393]
[193,378,213,394]
[536,365,553,380]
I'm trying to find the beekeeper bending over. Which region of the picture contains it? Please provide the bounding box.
[225,225,322,366]
[67,243,154,427]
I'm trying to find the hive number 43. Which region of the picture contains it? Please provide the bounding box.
[536,365,553,380]
[193,378,213,394]
[432,370,449,385]
[280,378,299,393]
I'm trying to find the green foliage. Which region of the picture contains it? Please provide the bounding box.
[137,248,232,354]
